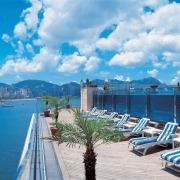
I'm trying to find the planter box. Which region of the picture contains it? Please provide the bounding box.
[50,127,59,136]
[44,110,50,117]
[66,104,71,109]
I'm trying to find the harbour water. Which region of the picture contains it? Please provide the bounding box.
[0,98,80,180]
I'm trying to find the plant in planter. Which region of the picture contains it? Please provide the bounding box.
[64,95,72,108]
[41,95,67,121]
[50,122,63,136]
[50,126,59,136]
[41,96,51,117]
[42,96,67,135]
[46,96,67,123]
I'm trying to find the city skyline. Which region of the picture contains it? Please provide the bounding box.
[0,0,180,85]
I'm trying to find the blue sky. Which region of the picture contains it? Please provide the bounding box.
[0,0,180,85]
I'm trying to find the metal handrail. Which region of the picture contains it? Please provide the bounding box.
[14,113,46,180]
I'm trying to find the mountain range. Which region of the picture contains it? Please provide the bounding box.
[0,77,164,98]
[0,77,164,89]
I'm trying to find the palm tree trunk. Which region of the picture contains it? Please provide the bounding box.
[55,109,59,127]
[83,148,97,180]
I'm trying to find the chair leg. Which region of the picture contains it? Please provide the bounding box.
[143,146,149,156]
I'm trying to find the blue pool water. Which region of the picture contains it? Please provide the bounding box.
[0,98,80,180]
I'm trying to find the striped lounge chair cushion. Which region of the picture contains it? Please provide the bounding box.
[132,118,149,133]
[109,112,118,119]
[157,123,178,141]
[161,149,180,164]
[116,114,130,127]
[129,137,157,145]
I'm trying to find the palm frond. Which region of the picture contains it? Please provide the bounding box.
[47,108,123,150]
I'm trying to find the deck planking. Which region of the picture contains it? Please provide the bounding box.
[45,109,180,180]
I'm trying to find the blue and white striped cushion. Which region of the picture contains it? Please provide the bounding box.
[161,149,180,164]
[91,107,97,113]
[97,110,107,118]
[157,123,178,142]
[129,137,157,145]
[116,114,130,127]
[132,118,149,133]
[129,137,149,143]
[129,122,178,146]
[109,112,118,119]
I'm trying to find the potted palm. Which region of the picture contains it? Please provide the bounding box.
[46,108,123,180]
[41,96,67,136]
[64,95,72,109]
[41,96,51,117]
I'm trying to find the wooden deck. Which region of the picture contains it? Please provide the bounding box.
[46,109,180,180]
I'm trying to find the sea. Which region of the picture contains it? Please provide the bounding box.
[0,98,80,180]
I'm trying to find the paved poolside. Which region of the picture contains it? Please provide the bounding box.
[45,109,180,180]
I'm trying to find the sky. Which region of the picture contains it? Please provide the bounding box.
[0,0,180,85]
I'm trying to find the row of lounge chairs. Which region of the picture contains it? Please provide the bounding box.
[84,107,180,173]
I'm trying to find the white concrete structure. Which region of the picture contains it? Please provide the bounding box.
[80,87,97,112]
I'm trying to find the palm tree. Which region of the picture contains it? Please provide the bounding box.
[48,108,123,180]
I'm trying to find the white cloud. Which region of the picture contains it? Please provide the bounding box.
[162,52,180,67]
[170,76,180,85]
[1,0,180,84]
[15,41,24,55]
[22,0,42,31]
[26,43,34,54]
[2,34,15,47]
[152,61,167,69]
[147,69,158,77]
[13,0,42,40]
[2,34,11,43]
[96,37,119,51]
[96,71,110,78]
[96,2,180,70]
[0,58,40,76]
[143,0,169,10]
[114,75,130,81]
[0,47,61,76]
[109,52,144,67]
[38,0,145,52]
[144,3,180,33]
[58,52,87,73]
[171,70,180,85]
[32,47,61,70]
[14,22,27,39]
[84,56,101,72]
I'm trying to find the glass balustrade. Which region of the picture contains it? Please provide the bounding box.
[93,87,180,125]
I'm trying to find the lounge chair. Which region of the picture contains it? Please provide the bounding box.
[98,112,118,119]
[87,109,107,120]
[120,118,150,136]
[114,114,130,128]
[160,148,180,173]
[129,122,178,155]
[83,107,97,117]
